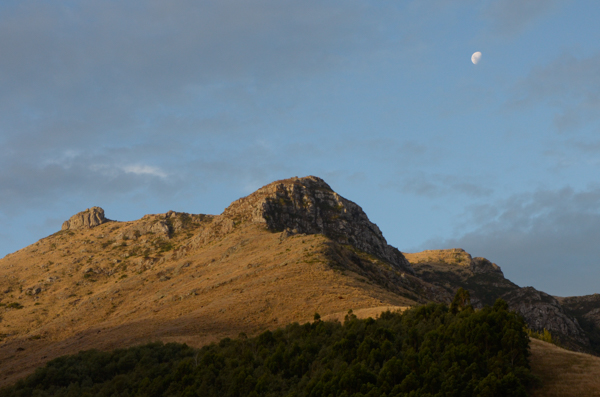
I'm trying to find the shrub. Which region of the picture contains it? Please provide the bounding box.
[526,327,558,346]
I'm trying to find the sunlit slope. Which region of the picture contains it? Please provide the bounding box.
[0,214,419,387]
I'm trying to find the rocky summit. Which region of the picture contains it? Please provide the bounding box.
[1,175,600,388]
[220,176,414,274]
[61,206,110,230]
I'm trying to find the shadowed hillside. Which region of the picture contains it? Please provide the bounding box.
[407,249,594,354]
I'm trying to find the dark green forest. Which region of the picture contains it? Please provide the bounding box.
[0,291,536,397]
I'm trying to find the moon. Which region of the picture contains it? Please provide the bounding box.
[471,51,482,65]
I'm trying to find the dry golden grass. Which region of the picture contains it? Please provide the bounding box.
[320,305,408,323]
[404,248,472,267]
[5,213,600,395]
[0,217,417,387]
[404,249,475,282]
[530,338,600,396]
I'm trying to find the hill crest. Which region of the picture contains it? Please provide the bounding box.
[190,176,413,274]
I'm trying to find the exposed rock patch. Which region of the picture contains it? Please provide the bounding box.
[405,248,503,276]
[61,207,110,230]
[115,211,213,240]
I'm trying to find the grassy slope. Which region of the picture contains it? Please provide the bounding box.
[0,217,417,387]
[3,217,600,394]
[530,338,600,396]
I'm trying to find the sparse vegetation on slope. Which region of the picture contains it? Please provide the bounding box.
[0,292,536,397]
[526,328,558,346]
[0,219,416,387]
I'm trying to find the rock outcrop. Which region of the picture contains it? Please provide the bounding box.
[61,207,110,230]
[220,176,414,274]
[558,294,600,352]
[471,257,503,275]
[118,211,213,240]
[502,287,590,350]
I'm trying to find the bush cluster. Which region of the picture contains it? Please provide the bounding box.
[0,291,535,397]
[525,328,557,346]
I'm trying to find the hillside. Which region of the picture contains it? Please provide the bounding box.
[529,339,600,396]
[0,176,435,387]
[0,301,536,396]
[1,175,599,394]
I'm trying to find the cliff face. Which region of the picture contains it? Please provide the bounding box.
[502,287,590,351]
[219,176,414,274]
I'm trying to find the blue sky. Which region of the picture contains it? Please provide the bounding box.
[1,0,600,296]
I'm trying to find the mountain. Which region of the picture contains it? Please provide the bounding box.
[0,176,435,386]
[1,175,599,389]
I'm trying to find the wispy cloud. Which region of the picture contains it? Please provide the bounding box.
[383,172,493,198]
[482,0,563,37]
[122,164,168,179]
[512,52,600,132]
[0,152,177,215]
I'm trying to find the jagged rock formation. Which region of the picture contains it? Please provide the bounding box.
[61,207,110,230]
[502,287,590,350]
[217,176,414,274]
